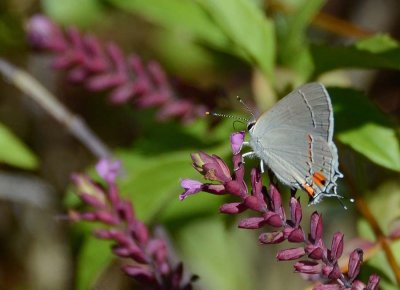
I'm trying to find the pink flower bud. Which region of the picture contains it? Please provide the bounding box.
[230,131,245,155]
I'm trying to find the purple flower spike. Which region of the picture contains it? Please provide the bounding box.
[96,158,122,184]
[276,247,306,261]
[71,160,195,289]
[230,131,245,155]
[27,15,213,123]
[179,179,204,200]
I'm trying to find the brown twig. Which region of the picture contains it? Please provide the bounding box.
[313,12,373,39]
[0,58,112,159]
[267,1,373,39]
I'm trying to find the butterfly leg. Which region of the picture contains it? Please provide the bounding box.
[234,151,255,171]
[259,160,265,173]
[241,151,256,163]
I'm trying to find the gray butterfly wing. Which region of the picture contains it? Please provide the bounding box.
[249,83,341,198]
[253,83,333,141]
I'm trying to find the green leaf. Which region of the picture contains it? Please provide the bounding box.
[278,0,324,81]
[41,0,105,26]
[76,236,113,290]
[329,87,400,172]
[0,122,38,169]
[197,0,275,76]
[311,34,400,75]
[356,34,399,53]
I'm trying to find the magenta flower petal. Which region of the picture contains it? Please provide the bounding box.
[179,179,203,200]
[203,184,226,194]
[351,280,367,290]
[123,265,156,283]
[310,212,323,243]
[305,239,325,260]
[243,195,265,212]
[26,15,66,51]
[322,264,341,279]
[366,274,380,290]
[348,248,363,281]
[329,232,344,261]
[219,202,247,214]
[312,284,340,290]
[290,197,302,226]
[191,152,231,182]
[263,211,284,227]
[259,231,285,244]
[293,260,321,274]
[230,131,245,155]
[239,217,265,229]
[276,247,306,261]
[96,158,122,183]
[287,227,305,243]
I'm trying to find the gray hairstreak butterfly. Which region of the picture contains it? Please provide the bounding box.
[240,82,343,205]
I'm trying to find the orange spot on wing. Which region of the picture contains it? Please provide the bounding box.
[312,171,326,186]
[303,183,315,197]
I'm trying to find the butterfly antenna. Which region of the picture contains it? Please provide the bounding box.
[205,111,249,122]
[236,96,255,119]
[335,196,354,210]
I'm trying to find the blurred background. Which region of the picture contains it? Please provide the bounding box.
[0,0,399,289]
